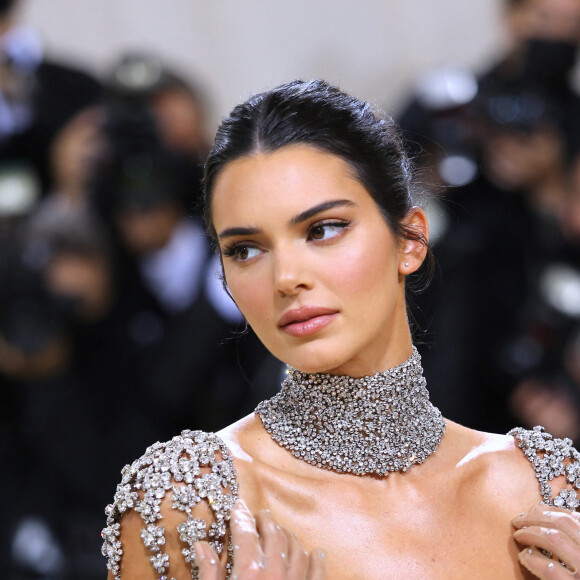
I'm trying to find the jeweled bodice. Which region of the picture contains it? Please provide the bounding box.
[102,426,580,578]
[509,426,580,509]
[101,430,238,580]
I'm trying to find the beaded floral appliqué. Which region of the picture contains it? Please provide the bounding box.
[101,430,238,579]
[509,425,580,510]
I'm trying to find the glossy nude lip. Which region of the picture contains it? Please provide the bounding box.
[278,306,338,338]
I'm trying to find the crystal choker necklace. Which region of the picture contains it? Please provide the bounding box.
[255,347,446,476]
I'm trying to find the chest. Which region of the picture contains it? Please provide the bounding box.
[242,474,528,580]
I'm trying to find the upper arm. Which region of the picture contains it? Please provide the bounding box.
[101,430,238,579]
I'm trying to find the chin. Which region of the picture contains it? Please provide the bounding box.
[277,342,351,376]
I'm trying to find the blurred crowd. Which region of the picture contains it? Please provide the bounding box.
[401,0,580,442]
[2,0,580,577]
[0,1,278,578]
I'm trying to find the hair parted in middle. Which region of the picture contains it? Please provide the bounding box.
[203,79,432,285]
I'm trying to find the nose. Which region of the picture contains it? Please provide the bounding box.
[273,245,314,298]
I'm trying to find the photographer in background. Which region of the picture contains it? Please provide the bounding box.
[398,0,580,434]
[92,73,278,438]
[411,80,572,434]
[0,242,71,579]
[0,50,277,578]
[507,150,580,440]
[0,0,101,195]
[107,53,211,163]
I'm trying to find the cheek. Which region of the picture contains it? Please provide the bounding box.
[225,268,273,326]
[324,234,399,300]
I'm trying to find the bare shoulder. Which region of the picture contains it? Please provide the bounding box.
[216,412,261,457]
[446,422,535,496]
[448,422,580,514]
[102,430,238,579]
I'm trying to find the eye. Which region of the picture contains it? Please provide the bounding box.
[308,221,349,241]
[222,243,262,262]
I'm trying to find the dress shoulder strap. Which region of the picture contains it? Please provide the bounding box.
[101,430,238,579]
[509,425,580,510]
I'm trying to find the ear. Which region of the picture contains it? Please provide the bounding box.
[398,207,429,275]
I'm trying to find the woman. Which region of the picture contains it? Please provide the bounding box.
[102,80,580,580]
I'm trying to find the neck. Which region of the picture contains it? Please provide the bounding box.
[256,346,446,476]
[318,300,415,378]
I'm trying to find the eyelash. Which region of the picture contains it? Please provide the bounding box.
[221,220,351,262]
[221,243,258,261]
[307,220,350,241]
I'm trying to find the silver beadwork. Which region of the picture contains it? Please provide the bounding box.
[255,347,446,476]
[101,368,580,577]
[101,430,238,579]
[509,425,580,510]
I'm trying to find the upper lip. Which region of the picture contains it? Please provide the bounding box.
[278,306,338,328]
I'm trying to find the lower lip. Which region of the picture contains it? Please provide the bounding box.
[280,313,337,337]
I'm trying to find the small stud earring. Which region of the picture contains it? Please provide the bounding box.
[404,262,409,267]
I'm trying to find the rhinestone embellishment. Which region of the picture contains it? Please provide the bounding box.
[509,425,580,510]
[255,347,446,476]
[101,430,238,579]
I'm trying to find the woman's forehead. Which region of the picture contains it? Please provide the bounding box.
[211,146,369,221]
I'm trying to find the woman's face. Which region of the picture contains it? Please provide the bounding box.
[211,145,423,376]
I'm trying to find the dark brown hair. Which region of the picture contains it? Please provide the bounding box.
[203,79,432,287]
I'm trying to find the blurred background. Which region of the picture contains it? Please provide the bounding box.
[2,0,580,578]
[19,0,504,131]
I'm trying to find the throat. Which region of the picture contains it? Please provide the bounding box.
[255,346,446,476]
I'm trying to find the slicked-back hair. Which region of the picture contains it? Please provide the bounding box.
[203,79,432,286]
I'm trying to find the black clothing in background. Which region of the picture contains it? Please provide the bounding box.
[0,60,101,194]
[415,176,565,434]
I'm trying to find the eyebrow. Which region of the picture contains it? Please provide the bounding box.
[217,199,355,240]
[217,226,262,240]
[289,199,355,225]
